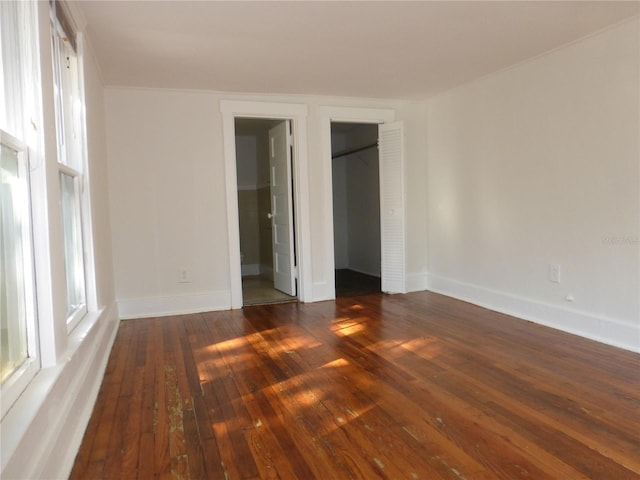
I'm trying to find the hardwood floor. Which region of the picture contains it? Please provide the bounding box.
[70,291,640,479]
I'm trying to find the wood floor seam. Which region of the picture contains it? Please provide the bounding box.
[70,291,640,480]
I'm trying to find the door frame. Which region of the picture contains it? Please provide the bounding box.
[221,100,310,309]
[319,106,396,300]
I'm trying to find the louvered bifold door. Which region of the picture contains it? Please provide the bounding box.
[378,121,406,294]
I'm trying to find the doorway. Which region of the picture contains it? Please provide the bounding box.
[235,118,297,306]
[331,122,382,297]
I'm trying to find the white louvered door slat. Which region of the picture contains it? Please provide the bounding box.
[379,121,406,294]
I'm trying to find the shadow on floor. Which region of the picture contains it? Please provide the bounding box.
[335,269,381,297]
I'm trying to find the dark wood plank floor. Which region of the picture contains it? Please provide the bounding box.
[335,269,381,297]
[70,291,640,479]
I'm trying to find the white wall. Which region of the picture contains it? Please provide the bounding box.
[426,18,640,352]
[398,101,429,291]
[106,90,426,316]
[332,155,350,269]
[1,3,118,478]
[346,147,381,277]
[106,89,229,316]
[235,135,258,188]
[236,134,260,272]
[345,126,381,277]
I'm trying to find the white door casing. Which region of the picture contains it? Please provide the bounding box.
[314,106,395,300]
[268,121,297,296]
[220,100,309,309]
[379,121,406,294]
[318,107,402,301]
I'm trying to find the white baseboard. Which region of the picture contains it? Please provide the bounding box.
[426,274,640,353]
[118,290,231,319]
[311,281,335,302]
[336,267,380,278]
[1,303,120,479]
[347,266,381,278]
[406,272,429,292]
[241,263,260,276]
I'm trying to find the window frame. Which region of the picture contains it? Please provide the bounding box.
[50,2,90,332]
[0,130,40,419]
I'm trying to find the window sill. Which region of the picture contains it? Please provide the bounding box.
[0,306,110,474]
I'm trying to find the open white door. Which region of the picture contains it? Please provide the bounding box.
[268,121,297,296]
[379,121,406,293]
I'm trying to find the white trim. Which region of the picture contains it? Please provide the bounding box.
[57,161,81,178]
[51,14,95,334]
[117,291,231,319]
[220,100,310,309]
[318,106,395,301]
[61,0,86,32]
[1,303,119,478]
[65,303,87,333]
[406,272,429,292]
[427,273,640,353]
[0,131,40,419]
[312,281,334,302]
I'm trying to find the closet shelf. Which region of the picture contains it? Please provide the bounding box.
[331,142,377,159]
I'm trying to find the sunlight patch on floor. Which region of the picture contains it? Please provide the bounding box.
[401,336,442,360]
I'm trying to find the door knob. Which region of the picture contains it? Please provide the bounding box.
[267,212,273,219]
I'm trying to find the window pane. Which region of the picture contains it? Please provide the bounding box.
[0,143,29,383]
[52,23,82,172]
[1,1,40,149]
[59,172,85,318]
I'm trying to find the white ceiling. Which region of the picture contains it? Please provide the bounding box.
[77,1,639,99]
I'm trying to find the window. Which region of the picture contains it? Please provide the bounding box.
[0,0,94,419]
[51,1,88,329]
[0,141,29,384]
[59,171,85,316]
[0,0,41,417]
[0,133,38,392]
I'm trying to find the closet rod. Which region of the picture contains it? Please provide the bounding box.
[331,142,377,159]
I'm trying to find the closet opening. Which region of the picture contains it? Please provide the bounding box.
[331,122,382,297]
[235,118,297,306]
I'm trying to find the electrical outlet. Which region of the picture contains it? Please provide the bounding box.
[178,268,190,283]
[549,263,561,283]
